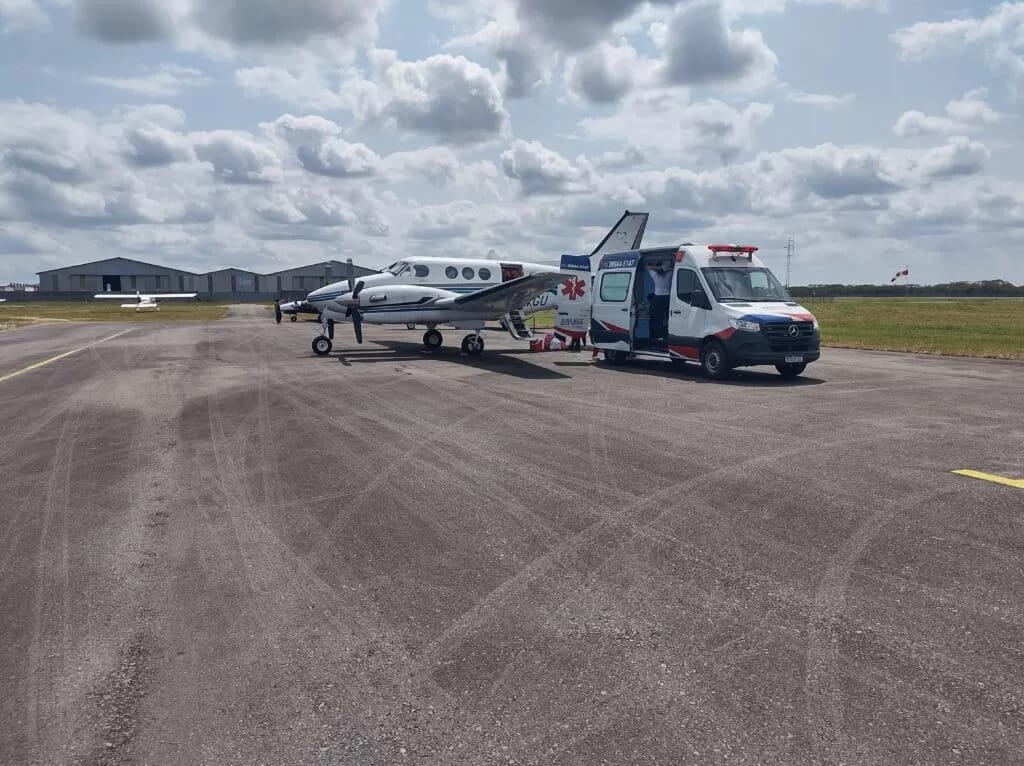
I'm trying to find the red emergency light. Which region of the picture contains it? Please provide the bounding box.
[708,244,759,253]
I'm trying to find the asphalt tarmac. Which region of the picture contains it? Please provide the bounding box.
[1,308,1022,765]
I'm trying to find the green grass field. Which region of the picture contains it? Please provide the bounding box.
[533,299,1023,360]
[803,298,1024,360]
[0,301,231,331]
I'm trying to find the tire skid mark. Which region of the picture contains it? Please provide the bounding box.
[23,394,85,758]
[190,328,393,645]
[287,375,639,511]
[279,379,636,567]
[417,426,916,675]
[803,486,960,764]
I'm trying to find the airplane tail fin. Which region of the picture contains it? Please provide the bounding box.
[589,210,649,258]
[553,255,592,342]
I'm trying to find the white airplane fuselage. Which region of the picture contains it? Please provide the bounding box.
[306,257,562,326]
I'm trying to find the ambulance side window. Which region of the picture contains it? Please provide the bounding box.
[600,272,631,302]
[676,269,699,304]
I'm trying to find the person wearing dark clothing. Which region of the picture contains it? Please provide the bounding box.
[274,299,282,324]
[647,263,672,340]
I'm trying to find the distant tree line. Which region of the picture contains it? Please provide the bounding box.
[790,280,1024,298]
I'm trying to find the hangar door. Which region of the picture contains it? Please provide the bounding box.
[101,275,122,292]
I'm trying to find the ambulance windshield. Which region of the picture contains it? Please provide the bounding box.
[701,267,792,303]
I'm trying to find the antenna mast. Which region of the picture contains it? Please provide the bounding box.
[784,234,794,288]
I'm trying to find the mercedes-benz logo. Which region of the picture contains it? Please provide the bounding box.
[787,324,800,338]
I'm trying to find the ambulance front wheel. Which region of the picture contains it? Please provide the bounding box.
[701,341,731,380]
[775,363,807,378]
[312,336,333,356]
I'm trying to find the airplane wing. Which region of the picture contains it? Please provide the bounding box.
[94,294,136,300]
[155,293,198,299]
[435,272,570,315]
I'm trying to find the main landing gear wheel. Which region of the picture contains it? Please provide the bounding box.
[461,334,485,356]
[290,314,298,322]
[603,349,627,365]
[423,329,443,349]
[701,340,731,380]
[775,363,807,378]
[312,335,333,356]
[406,322,417,330]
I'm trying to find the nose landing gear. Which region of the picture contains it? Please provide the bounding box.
[312,317,335,356]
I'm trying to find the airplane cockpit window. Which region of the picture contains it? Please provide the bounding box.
[413,265,430,277]
[446,266,458,279]
[386,262,410,276]
[479,268,492,281]
[462,267,474,280]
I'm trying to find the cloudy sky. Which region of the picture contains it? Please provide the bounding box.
[1,0,1023,286]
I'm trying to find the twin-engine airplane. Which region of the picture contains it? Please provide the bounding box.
[304,211,649,356]
[93,289,198,311]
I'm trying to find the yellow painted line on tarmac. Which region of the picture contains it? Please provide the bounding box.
[953,470,1024,489]
[0,329,135,384]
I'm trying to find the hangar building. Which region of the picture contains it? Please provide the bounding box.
[37,257,200,294]
[35,257,378,300]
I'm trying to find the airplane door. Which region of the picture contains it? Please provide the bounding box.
[591,269,634,349]
[668,267,707,360]
[500,264,524,282]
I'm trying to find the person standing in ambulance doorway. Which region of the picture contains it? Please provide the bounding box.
[647,262,672,341]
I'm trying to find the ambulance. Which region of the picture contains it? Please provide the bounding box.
[590,243,820,379]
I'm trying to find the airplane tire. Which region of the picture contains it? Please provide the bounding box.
[461,334,485,356]
[406,322,417,330]
[312,336,333,356]
[423,329,443,349]
[603,349,627,365]
[290,314,297,322]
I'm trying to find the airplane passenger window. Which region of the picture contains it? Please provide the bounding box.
[462,267,474,280]
[414,265,430,277]
[479,268,492,281]
[446,266,458,279]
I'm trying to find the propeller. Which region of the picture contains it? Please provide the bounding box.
[344,281,366,344]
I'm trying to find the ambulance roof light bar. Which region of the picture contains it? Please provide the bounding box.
[708,244,758,262]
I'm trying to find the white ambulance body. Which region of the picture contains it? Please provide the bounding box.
[591,244,821,379]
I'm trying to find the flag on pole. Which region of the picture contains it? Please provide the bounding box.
[890,268,909,283]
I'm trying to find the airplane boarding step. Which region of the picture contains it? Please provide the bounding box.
[503,310,534,340]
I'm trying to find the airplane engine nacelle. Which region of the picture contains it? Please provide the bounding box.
[326,285,447,316]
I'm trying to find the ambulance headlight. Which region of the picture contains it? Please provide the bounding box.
[729,318,761,332]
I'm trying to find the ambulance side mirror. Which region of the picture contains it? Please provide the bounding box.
[691,290,712,311]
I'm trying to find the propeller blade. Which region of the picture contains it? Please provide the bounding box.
[352,310,363,344]
[352,280,365,299]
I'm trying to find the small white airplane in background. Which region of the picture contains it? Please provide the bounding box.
[304,210,649,356]
[93,290,198,311]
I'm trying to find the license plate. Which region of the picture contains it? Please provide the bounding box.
[785,355,804,363]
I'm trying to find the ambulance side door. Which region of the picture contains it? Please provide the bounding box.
[668,267,707,360]
[591,269,635,349]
